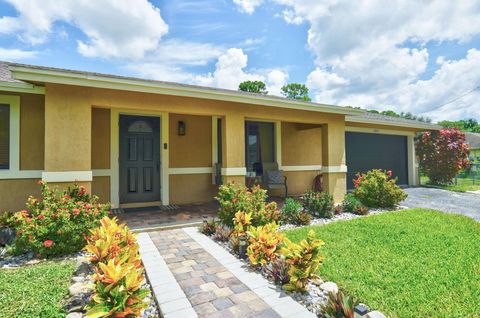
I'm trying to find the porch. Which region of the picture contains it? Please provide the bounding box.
[115,197,286,232]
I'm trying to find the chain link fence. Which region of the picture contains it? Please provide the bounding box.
[419,163,479,186]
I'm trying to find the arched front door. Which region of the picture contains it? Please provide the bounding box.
[119,115,161,203]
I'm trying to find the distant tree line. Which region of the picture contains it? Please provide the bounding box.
[238,80,311,101]
[437,118,480,132]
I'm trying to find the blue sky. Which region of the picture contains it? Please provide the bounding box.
[0,0,479,121]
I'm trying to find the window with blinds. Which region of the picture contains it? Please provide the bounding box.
[0,104,9,169]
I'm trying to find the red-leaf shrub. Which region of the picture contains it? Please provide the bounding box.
[13,182,109,256]
[416,128,470,184]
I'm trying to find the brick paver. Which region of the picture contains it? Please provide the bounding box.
[148,229,281,318]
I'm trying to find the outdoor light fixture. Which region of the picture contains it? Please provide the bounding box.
[178,121,186,136]
[238,235,247,259]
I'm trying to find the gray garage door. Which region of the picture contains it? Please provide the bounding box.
[346,132,408,189]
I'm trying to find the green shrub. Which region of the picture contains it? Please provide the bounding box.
[214,224,232,242]
[215,183,280,227]
[281,230,324,292]
[280,198,312,225]
[0,211,13,228]
[85,217,149,318]
[199,219,217,236]
[13,182,109,257]
[302,191,334,218]
[322,291,356,318]
[353,169,407,208]
[342,193,369,215]
[247,222,284,266]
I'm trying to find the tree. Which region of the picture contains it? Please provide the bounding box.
[416,128,470,185]
[461,118,478,130]
[238,81,268,94]
[281,83,311,101]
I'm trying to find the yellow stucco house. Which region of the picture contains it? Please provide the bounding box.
[0,62,439,212]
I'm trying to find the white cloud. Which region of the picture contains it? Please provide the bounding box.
[266,69,288,95]
[233,0,263,14]
[192,48,288,95]
[0,0,168,59]
[194,48,263,89]
[0,47,37,60]
[271,0,480,120]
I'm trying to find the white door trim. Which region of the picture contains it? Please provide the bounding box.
[110,109,169,208]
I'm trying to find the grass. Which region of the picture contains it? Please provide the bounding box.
[420,175,480,192]
[0,259,76,318]
[284,209,480,318]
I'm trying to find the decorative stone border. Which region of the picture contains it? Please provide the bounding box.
[183,227,315,318]
[137,233,197,318]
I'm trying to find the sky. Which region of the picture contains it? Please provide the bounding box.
[0,0,479,122]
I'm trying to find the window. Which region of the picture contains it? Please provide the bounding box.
[245,121,275,174]
[0,104,8,169]
[128,120,153,133]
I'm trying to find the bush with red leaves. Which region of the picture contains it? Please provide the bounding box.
[416,128,470,185]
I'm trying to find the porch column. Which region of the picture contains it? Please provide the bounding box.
[43,83,92,190]
[221,112,246,184]
[322,121,347,203]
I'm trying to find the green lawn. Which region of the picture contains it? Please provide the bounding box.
[0,260,76,318]
[420,175,480,192]
[284,209,480,318]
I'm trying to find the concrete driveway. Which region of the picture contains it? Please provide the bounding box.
[403,187,480,221]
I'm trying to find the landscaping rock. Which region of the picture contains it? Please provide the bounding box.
[74,261,91,277]
[320,281,338,294]
[0,227,15,246]
[367,311,386,318]
[66,312,83,318]
[69,282,92,296]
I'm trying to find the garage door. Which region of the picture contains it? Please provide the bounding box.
[345,132,408,189]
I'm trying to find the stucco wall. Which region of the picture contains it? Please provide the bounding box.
[169,174,217,204]
[91,108,110,170]
[20,93,45,170]
[92,176,110,203]
[0,179,40,212]
[169,114,212,168]
[44,84,91,171]
[281,122,322,166]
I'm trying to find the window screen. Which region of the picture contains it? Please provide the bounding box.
[0,104,9,169]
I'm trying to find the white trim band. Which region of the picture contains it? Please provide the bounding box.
[42,171,93,182]
[282,165,322,172]
[322,165,348,173]
[168,167,213,175]
[346,125,416,136]
[221,167,247,176]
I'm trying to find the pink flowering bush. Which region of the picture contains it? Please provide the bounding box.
[353,169,407,208]
[13,181,109,256]
[416,128,470,184]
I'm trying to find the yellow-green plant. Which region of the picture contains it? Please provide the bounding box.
[86,258,149,318]
[246,222,283,266]
[230,211,252,251]
[85,217,149,317]
[281,230,324,292]
[85,217,140,268]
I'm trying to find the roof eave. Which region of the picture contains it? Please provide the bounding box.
[9,65,364,116]
[346,115,442,130]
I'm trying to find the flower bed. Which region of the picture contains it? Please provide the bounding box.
[199,182,398,317]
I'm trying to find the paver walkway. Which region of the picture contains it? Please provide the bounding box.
[138,228,314,318]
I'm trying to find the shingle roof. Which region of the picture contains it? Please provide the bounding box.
[0,61,440,130]
[465,132,480,149]
[346,111,440,130]
[0,61,22,83]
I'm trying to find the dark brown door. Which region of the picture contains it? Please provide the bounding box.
[119,115,161,203]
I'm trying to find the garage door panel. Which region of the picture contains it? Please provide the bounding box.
[346,132,408,189]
